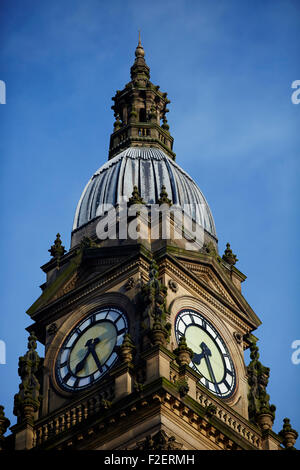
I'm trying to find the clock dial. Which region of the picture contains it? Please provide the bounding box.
[175,310,236,398]
[56,307,128,392]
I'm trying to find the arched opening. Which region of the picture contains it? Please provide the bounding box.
[139,108,146,122]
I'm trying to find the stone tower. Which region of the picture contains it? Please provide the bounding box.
[1,38,298,451]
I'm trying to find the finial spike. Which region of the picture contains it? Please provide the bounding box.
[138,30,141,46]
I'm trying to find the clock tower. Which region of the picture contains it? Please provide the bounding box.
[1,37,298,451]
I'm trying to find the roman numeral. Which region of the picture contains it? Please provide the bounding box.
[223,379,230,390]
[182,317,189,326]
[62,372,72,383]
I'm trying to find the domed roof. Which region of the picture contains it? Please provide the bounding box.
[73,147,216,238]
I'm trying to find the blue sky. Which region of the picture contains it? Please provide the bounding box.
[0,0,299,439]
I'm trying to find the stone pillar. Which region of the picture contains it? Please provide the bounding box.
[142,345,172,385]
[13,423,35,450]
[0,406,10,450]
[178,365,199,401]
[112,364,134,401]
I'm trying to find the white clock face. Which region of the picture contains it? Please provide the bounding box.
[175,310,236,398]
[56,308,128,392]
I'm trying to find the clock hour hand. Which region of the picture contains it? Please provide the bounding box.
[193,341,210,365]
[75,338,102,374]
[193,342,218,384]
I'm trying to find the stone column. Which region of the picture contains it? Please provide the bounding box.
[142,345,172,385]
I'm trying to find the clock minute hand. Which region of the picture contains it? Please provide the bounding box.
[89,341,103,373]
[203,352,217,384]
[193,341,218,383]
[200,343,221,394]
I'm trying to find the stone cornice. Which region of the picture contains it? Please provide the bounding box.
[32,377,263,450]
[159,253,260,332]
[28,248,151,326]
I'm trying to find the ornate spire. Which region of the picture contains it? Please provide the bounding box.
[158,185,172,206]
[130,32,150,85]
[279,418,298,450]
[119,333,135,364]
[13,332,43,425]
[109,39,175,160]
[128,185,145,206]
[0,406,10,450]
[173,335,194,366]
[246,335,276,430]
[222,243,238,265]
[48,233,66,264]
[136,30,144,56]
[140,259,171,347]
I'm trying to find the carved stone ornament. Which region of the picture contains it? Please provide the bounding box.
[246,335,276,428]
[141,259,171,346]
[128,186,145,206]
[233,331,243,344]
[48,233,66,261]
[125,277,135,291]
[173,335,193,366]
[222,243,238,266]
[0,406,10,450]
[168,279,178,293]
[48,323,58,336]
[13,332,43,425]
[279,418,298,450]
[135,430,183,450]
[175,378,189,398]
[119,333,135,363]
[157,185,172,206]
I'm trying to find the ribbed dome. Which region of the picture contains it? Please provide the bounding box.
[73,147,216,238]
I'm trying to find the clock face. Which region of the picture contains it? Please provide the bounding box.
[55,308,128,392]
[175,310,236,398]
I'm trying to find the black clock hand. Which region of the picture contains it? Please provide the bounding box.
[90,345,103,373]
[75,340,93,374]
[203,353,217,384]
[193,341,219,385]
[193,350,205,365]
[193,341,210,366]
[204,353,221,394]
[75,338,102,374]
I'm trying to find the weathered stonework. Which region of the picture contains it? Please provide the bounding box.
[1,37,296,452]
